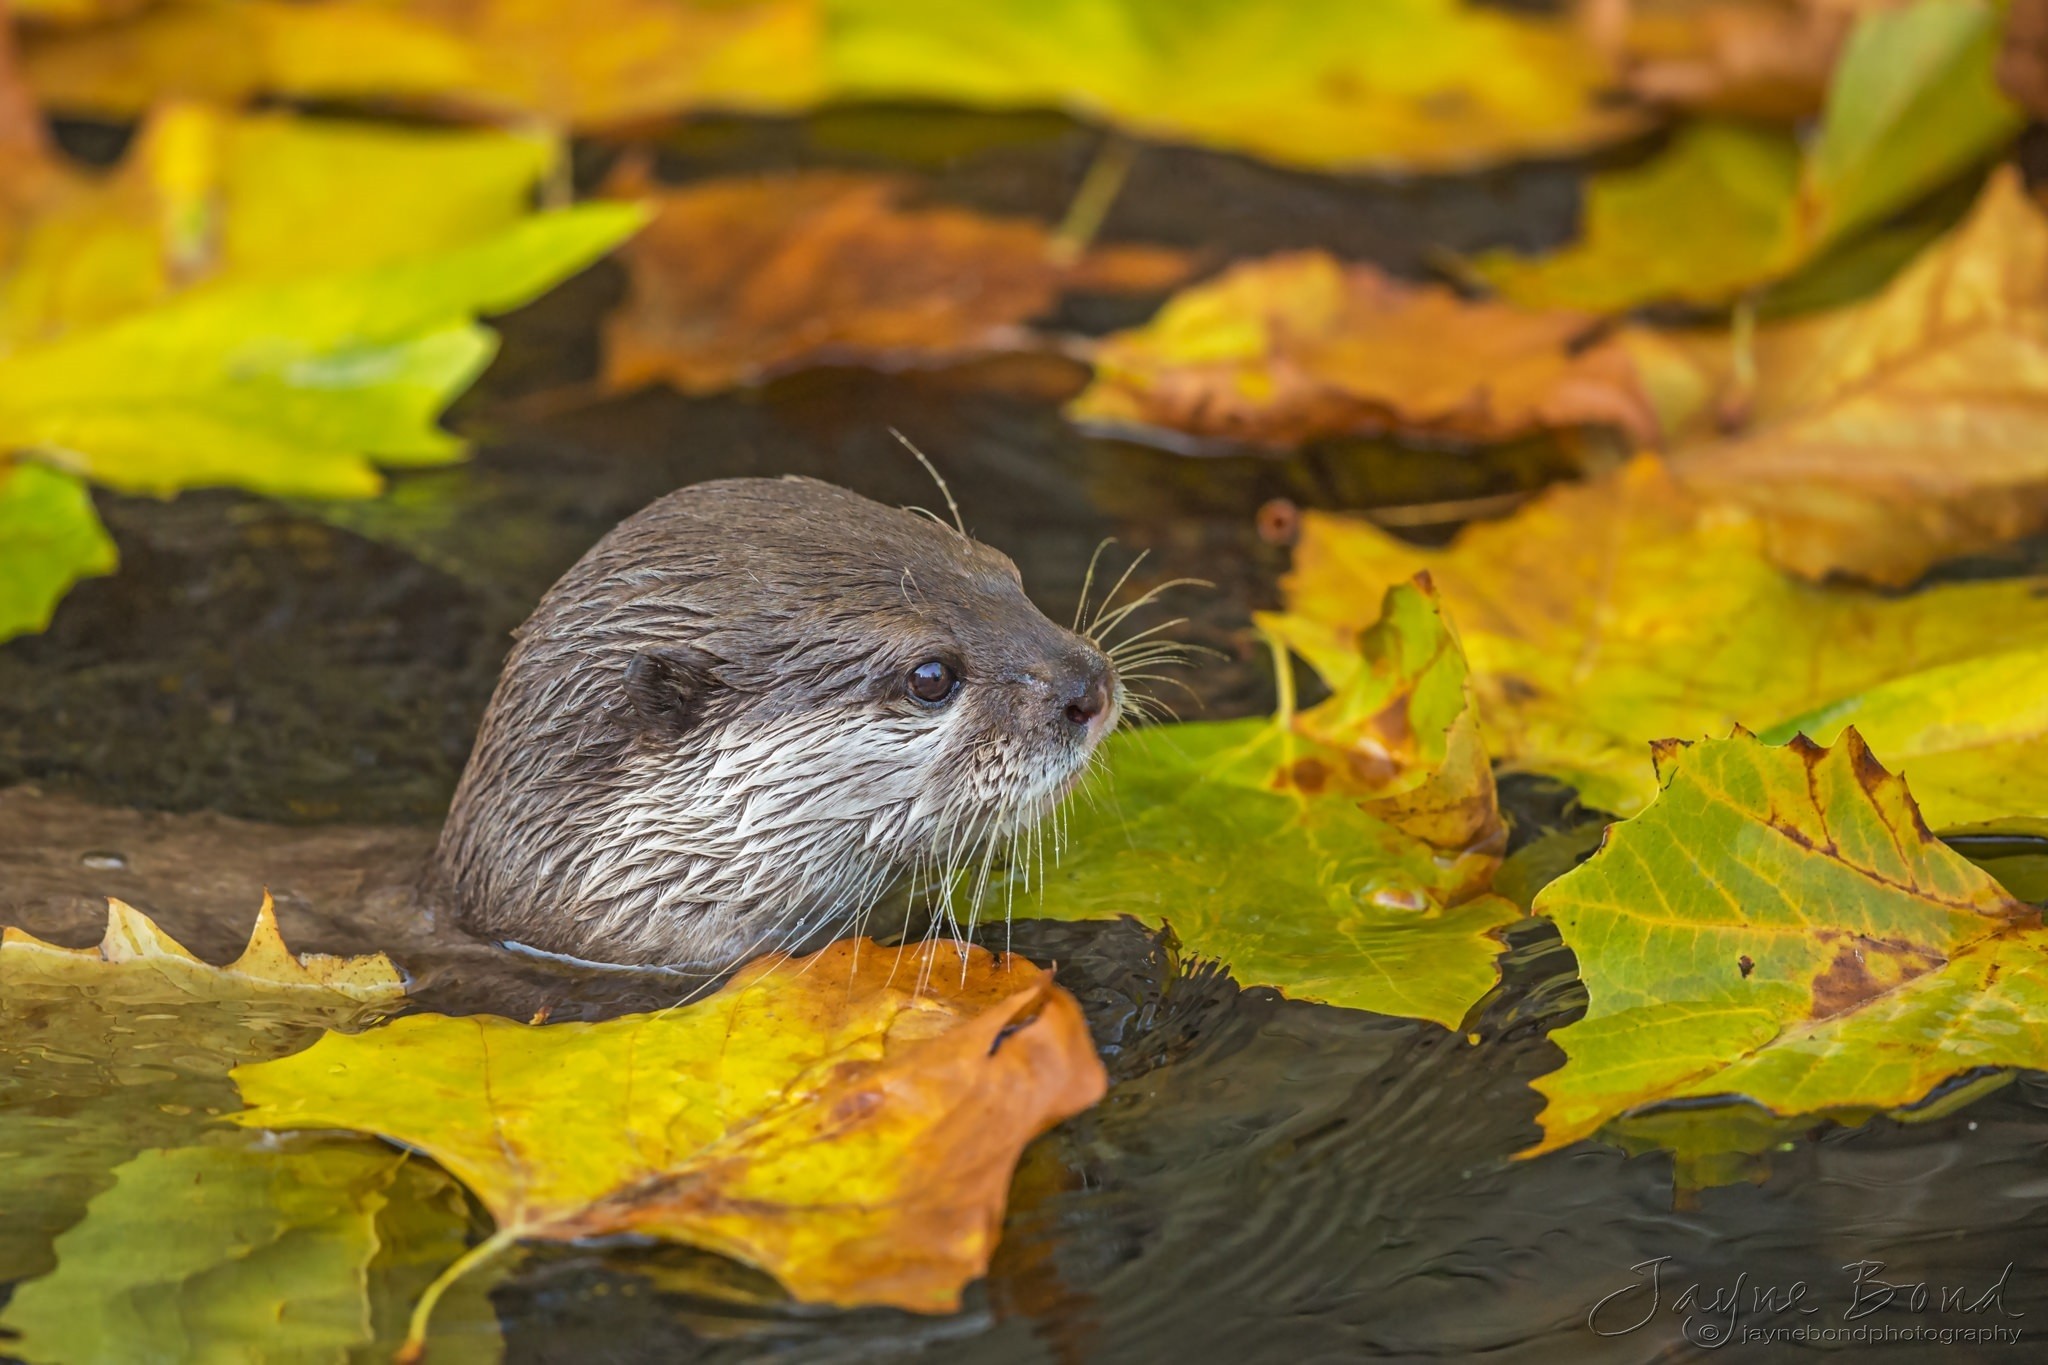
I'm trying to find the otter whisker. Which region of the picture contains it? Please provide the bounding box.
[1086,553,1153,642]
[1073,536,1119,632]
[1101,614,1194,655]
[1093,582,1211,647]
[889,427,967,539]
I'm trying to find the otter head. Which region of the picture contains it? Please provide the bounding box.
[433,476,1120,968]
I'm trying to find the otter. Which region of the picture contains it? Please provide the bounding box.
[432,476,1121,969]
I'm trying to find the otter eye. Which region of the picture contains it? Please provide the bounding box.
[907,660,959,705]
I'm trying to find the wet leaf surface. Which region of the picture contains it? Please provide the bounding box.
[232,938,1106,1336]
[0,898,402,1287]
[1527,729,2048,1156]
[1279,457,2048,824]
[602,170,1189,394]
[0,1142,497,1365]
[1068,250,1657,450]
[1024,582,1516,1027]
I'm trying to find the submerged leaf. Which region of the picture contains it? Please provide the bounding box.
[1025,582,1515,1027]
[1068,250,1658,450]
[0,1143,477,1365]
[828,0,1646,173]
[602,171,1187,394]
[1526,729,2048,1156]
[1637,169,2048,584]
[0,460,112,643]
[1279,457,2048,824]
[232,939,1105,1326]
[0,898,403,1286]
[1475,0,2020,311]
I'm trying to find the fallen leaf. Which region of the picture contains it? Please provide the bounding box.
[1,201,644,498]
[1755,646,2048,828]
[231,937,1105,1347]
[1632,168,2048,584]
[1,103,559,343]
[1999,0,2048,119]
[1582,0,1868,120]
[1258,577,1507,873]
[0,459,113,643]
[1525,729,2047,1156]
[0,897,403,1286]
[0,1143,496,1365]
[1067,250,1658,451]
[1475,0,2020,311]
[1278,456,2048,824]
[1019,581,1515,1027]
[601,170,1188,394]
[828,0,1648,174]
[1024,720,1519,1027]
[3,892,405,1000]
[19,0,824,126]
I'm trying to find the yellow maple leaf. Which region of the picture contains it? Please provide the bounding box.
[231,937,1106,1355]
[1631,167,2048,585]
[1528,729,2048,1157]
[1278,456,2048,824]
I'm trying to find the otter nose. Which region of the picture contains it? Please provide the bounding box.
[1062,659,1114,730]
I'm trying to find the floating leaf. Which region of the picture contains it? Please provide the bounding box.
[0,898,403,1286]
[828,0,1646,173]
[232,938,1105,1349]
[0,459,112,643]
[1630,169,2048,584]
[1259,577,1507,872]
[1067,250,1658,451]
[0,1143,494,1365]
[1525,729,2048,1156]
[1027,721,1519,1027]
[1475,0,2020,311]
[1022,582,1515,1027]
[0,104,558,343]
[1278,456,2048,824]
[0,203,645,498]
[19,0,824,126]
[602,170,1188,394]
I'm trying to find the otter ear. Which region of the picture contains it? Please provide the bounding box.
[622,648,719,734]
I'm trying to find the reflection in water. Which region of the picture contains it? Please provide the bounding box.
[4,109,2046,1364]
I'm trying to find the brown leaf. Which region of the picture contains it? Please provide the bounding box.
[1999,0,2048,119]
[1068,251,1659,451]
[601,170,1191,394]
[1582,0,1876,120]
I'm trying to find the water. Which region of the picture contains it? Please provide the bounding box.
[4,109,2046,1364]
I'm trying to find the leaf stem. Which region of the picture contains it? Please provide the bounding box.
[396,1225,520,1364]
[1050,134,1137,266]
